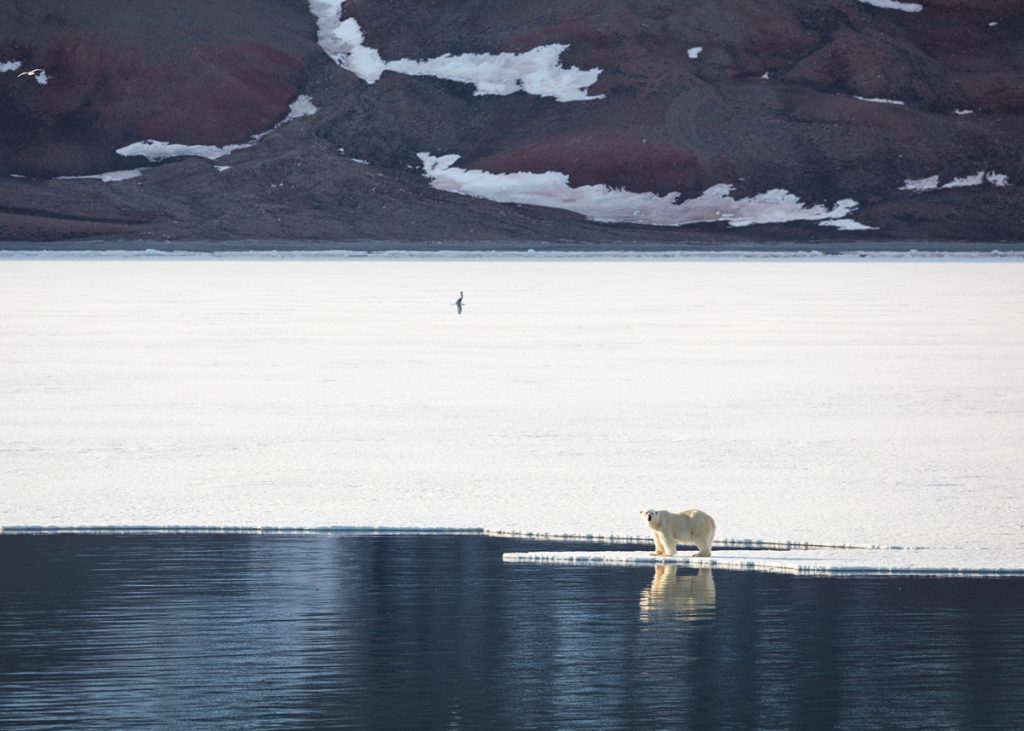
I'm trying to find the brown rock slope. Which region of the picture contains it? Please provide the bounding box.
[1,0,1022,246]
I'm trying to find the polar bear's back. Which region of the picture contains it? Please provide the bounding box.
[668,508,716,537]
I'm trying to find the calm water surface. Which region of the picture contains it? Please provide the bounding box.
[2,534,1023,729]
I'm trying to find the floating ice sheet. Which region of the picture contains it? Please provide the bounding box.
[502,549,1024,577]
[3,260,1023,579]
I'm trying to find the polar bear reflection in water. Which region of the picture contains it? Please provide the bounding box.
[639,565,716,623]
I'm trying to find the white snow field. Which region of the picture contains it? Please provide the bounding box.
[1,258,1022,576]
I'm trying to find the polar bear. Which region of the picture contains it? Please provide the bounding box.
[642,508,716,557]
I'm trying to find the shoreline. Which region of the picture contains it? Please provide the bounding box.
[2,239,1024,258]
[2,528,1021,578]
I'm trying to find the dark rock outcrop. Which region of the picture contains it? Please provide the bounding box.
[2,0,1022,246]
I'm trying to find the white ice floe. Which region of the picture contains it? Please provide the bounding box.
[855,0,923,12]
[5,259,1024,577]
[307,0,602,102]
[853,95,905,106]
[989,21,998,27]
[418,152,859,228]
[954,109,974,115]
[385,45,603,102]
[819,218,878,231]
[0,60,22,72]
[33,70,48,85]
[900,171,1010,192]
[215,165,231,172]
[56,169,144,183]
[687,46,703,60]
[501,550,1024,578]
[116,94,317,163]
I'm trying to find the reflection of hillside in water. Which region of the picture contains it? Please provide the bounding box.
[639,565,715,623]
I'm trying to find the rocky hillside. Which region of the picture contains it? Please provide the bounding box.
[1,0,1022,246]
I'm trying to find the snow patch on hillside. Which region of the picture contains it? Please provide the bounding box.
[284,95,318,121]
[819,219,878,231]
[116,95,317,163]
[56,169,145,183]
[418,153,859,228]
[116,140,248,162]
[386,45,603,102]
[309,0,385,82]
[856,0,923,12]
[308,0,602,102]
[901,171,1010,192]
[854,95,905,106]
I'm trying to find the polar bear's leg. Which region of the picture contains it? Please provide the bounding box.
[693,523,714,557]
[650,531,666,556]
[660,531,678,557]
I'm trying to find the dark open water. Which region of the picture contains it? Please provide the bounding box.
[2,534,1023,730]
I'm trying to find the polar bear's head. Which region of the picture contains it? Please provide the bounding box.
[642,509,662,527]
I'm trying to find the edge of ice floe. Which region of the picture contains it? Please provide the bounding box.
[2,249,1023,261]
[3,526,1018,577]
[501,550,1024,578]
[0,524,487,536]
[0,525,920,551]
